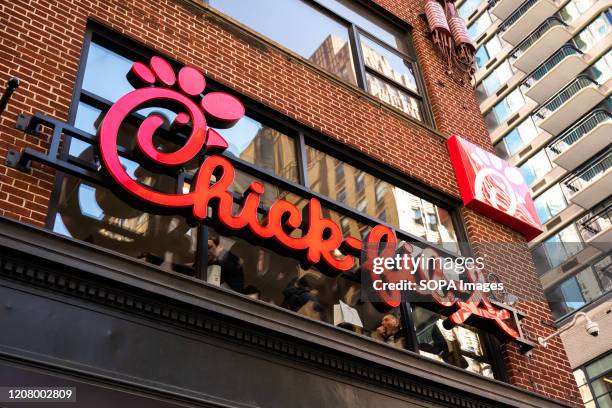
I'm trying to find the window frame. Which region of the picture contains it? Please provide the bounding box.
[45,22,508,379]
[573,351,612,407]
[206,0,436,126]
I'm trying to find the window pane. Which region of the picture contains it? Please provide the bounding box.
[306,146,459,252]
[316,0,409,53]
[586,353,612,379]
[210,0,357,85]
[534,184,567,224]
[474,45,490,69]
[520,150,551,186]
[594,255,612,292]
[365,72,422,120]
[52,176,197,275]
[591,376,612,398]
[560,278,586,312]
[467,11,493,39]
[215,115,299,182]
[360,35,418,93]
[206,225,404,347]
[412,306,494,378]
[83,42,134,102]
[458,0,480,19]
[576,267,604,302]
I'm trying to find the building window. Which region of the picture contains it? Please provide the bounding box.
[476,59,515,102]
[571,9,612,53]
[531,224,585,275]
[533,184,567,224]
[573,352,612,408]
[210,0,430,124]
[412,305,496,378]
[306,145,460,253]
[458,0,481,20]
[474,34,505,69]
[519,149,552,186]
[546,255,610,320]
[467,10,494,40]
[484,87,529,133]
[493,116,540,160]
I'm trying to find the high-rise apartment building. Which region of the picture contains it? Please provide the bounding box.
[459,0,611,406]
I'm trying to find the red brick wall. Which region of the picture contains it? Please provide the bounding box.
[0,0,581,405]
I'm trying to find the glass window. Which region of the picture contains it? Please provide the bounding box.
[412,305,495,378]
[210,0,357,85]
[53,176,198,276]
[467,10,494,40]
[547,278,586,320]
[306,146,459,252]
[315,0,409,53]
[533,223,585,275]
[534,184,567,224]
[587,49,612,84]
[520,149,552,186]
[573,353,612,408]
[214,115,300,182]
[365,72,422,120]
[475,34,504,69]
[572,10,612,53]
[458,0,481,20]
[560,0,598,25]
[479,59,514,100]
[210,0,430,123]
[485,87,529,132]
[360,35,418,93]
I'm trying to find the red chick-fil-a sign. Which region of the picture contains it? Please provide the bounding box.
[447,135,543,241]
[98,56,520,340]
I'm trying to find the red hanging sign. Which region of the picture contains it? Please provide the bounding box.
[447,135,543,241]
[99,56,520,340]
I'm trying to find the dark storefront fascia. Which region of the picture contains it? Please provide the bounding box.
[0,216,569,408]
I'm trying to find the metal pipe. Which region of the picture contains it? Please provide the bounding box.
[0,77,20,117]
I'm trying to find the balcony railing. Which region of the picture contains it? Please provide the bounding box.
[510,17,568,61]
[578,200,612,242]
[499,0,538,32]
[534,75,598,122]
[522,45,582,89]
[548,110,612,157]
[563,149,612,195]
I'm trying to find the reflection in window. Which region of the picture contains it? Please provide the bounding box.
[306,146,459,252]
[587,49,612,84]
[532,224,584,275]
[493,117,540,160]
[210,0,358,84]
[519,150,552,186]
[478,59,514,101]
[474,34,504,69]
[361,35,418,93]
[458,0,481,20]
[412,306,495,378]
[53,176,197,275]
[206,226,405,347]
[534,184,567,224]
[547,256,611,319]
[215,115,299,182]
[484,87,529,132]
[571,10,612,53]
[210,0,428,123]
[365,72,422,120]
[467,10,494,40]
[574,353,612,408]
